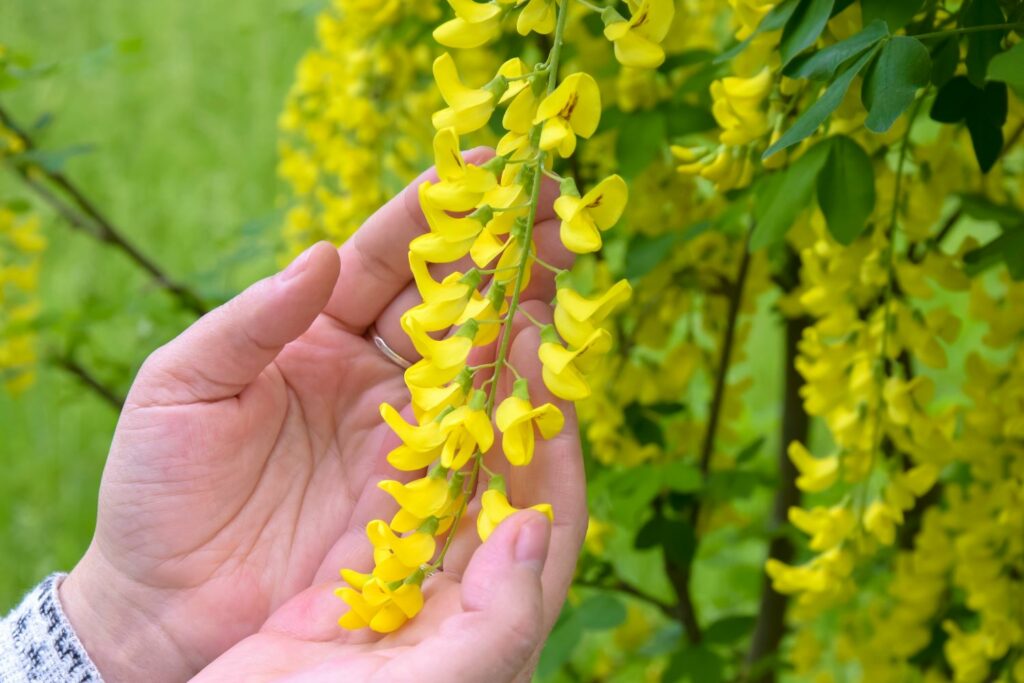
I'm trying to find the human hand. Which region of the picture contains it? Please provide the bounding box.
[191,306,587,683]
[58,153,577,681]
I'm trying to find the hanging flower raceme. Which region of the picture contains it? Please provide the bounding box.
[335,0,637,634]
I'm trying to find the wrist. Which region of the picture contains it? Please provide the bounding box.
[60,547,199,682]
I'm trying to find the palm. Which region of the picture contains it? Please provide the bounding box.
[97,317,410,663]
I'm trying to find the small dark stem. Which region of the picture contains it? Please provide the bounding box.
[52,354,125,410]
[0,104,209,315]
[573,578,676,619]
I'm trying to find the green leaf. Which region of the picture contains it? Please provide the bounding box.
[783,20,888,81]
[665,646,725,683]
[930,75,974,123]
[930,37,960,86]
[987,41,1024,96]
[817,135,876,243]
[624,221,711,280]
[966,82,1008,173]
[662,461,703,492]
[660,49,716,71]
[752,139,832,249]
[963,0,1006,87]
[624,403,666,449]
[575,594,627,630]
[963,224,1024,279]
[861,0,922,31]
[779,0,836,66]
[14,144,95,173]
[537,609,584,677]
[661,102,716,137]
[703,615,758,645]
[763,44,880,158]
[958,193,1024,227]
[714,0,800,64]
[734,437,766,465]
[862,36,931,133]
[616,109,667,179]
[607,468,662,526]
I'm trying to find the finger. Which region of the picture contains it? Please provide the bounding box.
[131,242,340,406]
[370,511,551,683]
[505,301,587,633]
[324,148,493,334]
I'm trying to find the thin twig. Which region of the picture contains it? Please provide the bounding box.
[52,354,125,410]
[0,104,209,315]
[573,578,677,619]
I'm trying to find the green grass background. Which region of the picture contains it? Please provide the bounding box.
[0,0,319,608]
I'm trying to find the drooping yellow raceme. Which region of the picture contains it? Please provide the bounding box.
[336,0,634,635]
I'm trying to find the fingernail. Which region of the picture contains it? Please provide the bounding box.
[514,513,550,575]
[281,244,314,281]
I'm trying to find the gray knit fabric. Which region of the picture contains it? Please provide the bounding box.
[0,575,103,682]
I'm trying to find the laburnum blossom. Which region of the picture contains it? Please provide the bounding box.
[554,278,632,347]
[477,482,554,542]
[787,441,839,493]
[602,0,675,69]
[338,0,633,636]
[539,325,612,400]
[433,0,502,49]
[425,127,498,211]
[432,53,500,134]
[495,379,564,466]
[533,72,601,157]
[710,67,772,146]
[336,575,424,633]
[516,0,556,35]
[553,174,628,253]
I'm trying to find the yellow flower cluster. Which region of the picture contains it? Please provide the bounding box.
[0,207,46,393]
[335,0,676,633]
[277,1,441,257]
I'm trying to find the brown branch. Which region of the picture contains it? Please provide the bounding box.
[573,578,677,620]
[0,104,209,315]
[662,229,754,646]
[52,354,125,410]
[744,303,810,682]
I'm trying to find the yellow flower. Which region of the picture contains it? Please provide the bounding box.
[788,441,839,493]
[402,254,480,330]
[403,317,476,387]
[365,519,436,582]
[602,0,675,69]
[538,326,611,400]
[432,53,499,134]
[433,0,502,49]
[496,379,565,466]
[788,505,855,551]
[553,175,628,253]
[533,72,601,157]
[337,575,425,633]
[424,127,498,212]
[380,403,445,471]
[864,500,903,546]
[412,185,486,264]
[378,474,452,520]
[516,0,556,35]
[554,278,632,347]
[408,373,468,422]
[476,482,554,541]
[710,67,772,146]
[439,390,495,469]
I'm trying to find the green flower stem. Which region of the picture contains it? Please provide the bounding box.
[429,0,571,573]
[912,21,1024,40]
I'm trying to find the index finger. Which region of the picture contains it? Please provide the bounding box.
[323,150,560,335]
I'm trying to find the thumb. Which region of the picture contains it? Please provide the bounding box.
[375,511,552,683]
[132,241,340,405]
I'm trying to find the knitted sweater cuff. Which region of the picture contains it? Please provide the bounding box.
[0,574,104,682]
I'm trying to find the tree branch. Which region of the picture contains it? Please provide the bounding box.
[0,104,209,315]
[744,304,810,682]
[52,353,125,410]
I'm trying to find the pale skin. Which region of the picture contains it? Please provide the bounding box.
[59,153,586,682]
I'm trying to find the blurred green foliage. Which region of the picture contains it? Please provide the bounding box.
[0,0,318,607]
